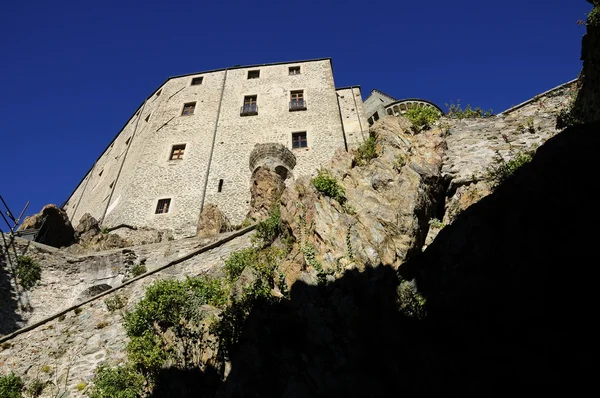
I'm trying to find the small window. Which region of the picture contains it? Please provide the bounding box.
[145,114,150,122]
[125,137,131,145]
[241,95,258,116]
[156,89,162,97]
[109,181,114,189]
[191,76,203,85]
[99,169,104,176]
[373,111,380,122]
[135,110,140,117]
[289,66,301,75]
[170,144,186,160]
[292,131,307,149]
[155,198,171,214]
[181,102,196,116]
[218,179,224,193]
[247,70,260,79]
[290,90,306,111]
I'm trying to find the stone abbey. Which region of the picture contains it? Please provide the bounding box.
[62,58,444,237]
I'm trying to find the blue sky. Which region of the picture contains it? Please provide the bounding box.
[0,0,591,223]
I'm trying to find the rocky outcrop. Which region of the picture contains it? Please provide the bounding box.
[246,167,286,221]
[279,116,445,287]
[18,204,75,248]
[569,1,600,124]
[196,204,231,238]
[65,213,129,254]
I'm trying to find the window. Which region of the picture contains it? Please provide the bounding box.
[218,179,224,193]
[109,181,114,189]
[170,144,186,160]
[368,111,380,126]
[155,198,171,214]
[247,70,260,79]
[289,66,301,75]
[145,113,150,122]
[241,95,258,116]
[125,137,131,145]
[191,76,203,85]
[98,169,103,176]
[156,89,162,97]
[181,102,196,116]
[290,90,307,111]
[292,131,307,149]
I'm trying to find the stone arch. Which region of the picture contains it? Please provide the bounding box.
[249,143,297,180]
[385,99,444,116]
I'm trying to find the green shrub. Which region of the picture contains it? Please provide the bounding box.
[312,170,346,204]
[15,256,42,290]
[354,135,378,166]
[485,150,533,189]
[397,278,427,320]
[26,379,45,397]
[588,5,599,26]
[105,295,127,312]
[130,264,147,278]
[403,106,442,132]
[76,382,88,391]
[253,206,281,247]
[88,365,145,398]
[0,373,24,398]
[446,101,493,119]
[224,248,259,282]
[428,218,445,229]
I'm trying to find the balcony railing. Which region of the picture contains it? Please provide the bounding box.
[240,104,258,116]
[289,99,307,112]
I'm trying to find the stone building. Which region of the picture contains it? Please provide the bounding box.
[363,88,444,126]
[63,58,367,237]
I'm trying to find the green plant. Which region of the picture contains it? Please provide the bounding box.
[446,100,493,119]
[101,227,109,234]
[41,365,51,373]
[485,150,533,189]
[253,206,281,247]
[58,314,66,322]
[397,278,427,320]
[96,321,109,329]
[588,5,599,26]
[74,308,83,315]
[526,116,535,133]
[224,248,259,282]
[393,154,406,172]
[0,373,24,398]
[403,106,441,132]
[130,264,147,278]
[15,256,41,290]
[428,218,445,229]
[88,365,145,398]
[26,379,45,397]
[76,382,88,391]
[312,169,346,204]
[354,134,378,166]
[105,295,127,312]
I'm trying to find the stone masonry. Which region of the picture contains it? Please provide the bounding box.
[63,59,368,238]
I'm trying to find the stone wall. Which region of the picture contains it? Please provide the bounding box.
[442,80,576,190]
[0,230,243,335]
[363,89,397,121]
[0,231,253,398]
[336,87,369,146]
[65,59,361,237]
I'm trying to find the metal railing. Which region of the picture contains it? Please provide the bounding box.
[240,104,258,116]
[289,100,307,111]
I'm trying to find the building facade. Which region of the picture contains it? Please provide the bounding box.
[63,58,367,237]
[363,89,444,126]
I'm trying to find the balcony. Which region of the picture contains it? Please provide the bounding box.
[289,99,307,112]
[240,103,258,116]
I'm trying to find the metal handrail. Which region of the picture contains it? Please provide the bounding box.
[240,104,258,116]
[289,100,307,111]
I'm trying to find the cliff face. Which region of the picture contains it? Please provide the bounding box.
[0,80,578,397]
